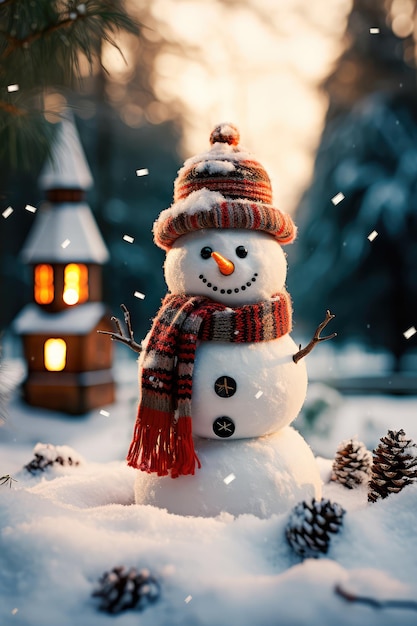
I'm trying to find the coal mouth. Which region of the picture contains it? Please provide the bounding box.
[198,272,258,294]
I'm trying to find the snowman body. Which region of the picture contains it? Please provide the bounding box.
[134,228,322,517]
[135,428,319,518]
[192,335,306,440]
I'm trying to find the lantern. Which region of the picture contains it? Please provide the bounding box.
[14,113,115,414]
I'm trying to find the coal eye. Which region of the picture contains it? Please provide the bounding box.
[200,246,213,259]
[235,246,248,258]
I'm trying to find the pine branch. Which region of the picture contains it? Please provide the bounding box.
[1,2,138,64]
[293,310,337,364]
[0,100,26,116]
[0,0,139,170]
[2,15,86,59]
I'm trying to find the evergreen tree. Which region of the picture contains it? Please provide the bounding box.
[289,0,417,370]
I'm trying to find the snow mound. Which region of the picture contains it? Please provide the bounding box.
[2,453,417,626]
[2,370,417,625]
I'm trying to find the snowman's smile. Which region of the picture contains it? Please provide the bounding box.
[198,272,258,294]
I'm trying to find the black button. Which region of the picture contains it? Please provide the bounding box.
[214,375,237,398]
[213,416,235,438]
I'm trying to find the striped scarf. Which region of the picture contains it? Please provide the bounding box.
[127,291,292,478]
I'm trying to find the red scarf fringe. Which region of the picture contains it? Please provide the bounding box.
[127,407,174,476]
[171,416,202,478]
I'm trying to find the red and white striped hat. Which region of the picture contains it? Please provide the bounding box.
[153,123,296,250]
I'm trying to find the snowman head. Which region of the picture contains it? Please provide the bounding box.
[164,228,287,304]
[154,123,296,302]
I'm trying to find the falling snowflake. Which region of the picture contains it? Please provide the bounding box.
[223,473,236,485]
[2,207,13,218]
[99,410,110,417]
[61,239,71,249]
[25,204,37,213]
[136,168,149,177]
[134,291,145,300]
[403,327,416,340]
[7,84,19,92]
[367,230,378,242]
[369,27,380,34]
[184,596,192,604]
[255,390,263,399]
[331,192,345,205]
[123,235,134,244]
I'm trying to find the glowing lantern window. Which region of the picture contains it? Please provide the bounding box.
[34,264,54,304]
[44,338,67,371]
[63,263,88,305]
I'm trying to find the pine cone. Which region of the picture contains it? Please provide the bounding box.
[92,566,160,614]
[331,438,372,489]
[285,498,345,558]
[24,443,83,475]
[368,429,417,503]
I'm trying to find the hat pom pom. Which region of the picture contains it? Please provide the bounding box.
[210,123,240,146]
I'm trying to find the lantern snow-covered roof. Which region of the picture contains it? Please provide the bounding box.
[21,202,109,263]
[21,112,109,264]
[39,111,93,190]
[14,302,108,335]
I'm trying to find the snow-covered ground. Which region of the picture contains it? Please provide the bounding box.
[1,353,417,626]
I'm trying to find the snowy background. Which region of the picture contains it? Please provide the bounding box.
[2,348,417,626]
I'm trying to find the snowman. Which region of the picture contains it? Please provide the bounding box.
[115,124,335,518]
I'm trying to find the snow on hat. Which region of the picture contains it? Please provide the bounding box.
[153,123,296,250]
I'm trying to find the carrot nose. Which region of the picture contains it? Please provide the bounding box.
[211,251,235,275]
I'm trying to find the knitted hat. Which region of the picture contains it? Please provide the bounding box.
[153,123,296,250]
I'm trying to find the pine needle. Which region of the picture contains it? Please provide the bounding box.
[0,0,139,170]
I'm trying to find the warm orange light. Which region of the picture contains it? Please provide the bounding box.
[34,264,54,304]
[63,263,88,305]
[44,338,66,371]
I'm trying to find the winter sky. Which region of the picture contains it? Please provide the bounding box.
[100,0,353,213]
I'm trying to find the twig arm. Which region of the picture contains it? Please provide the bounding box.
[293,310,336,364]
[123,304,136,343]
[97,304,142,355]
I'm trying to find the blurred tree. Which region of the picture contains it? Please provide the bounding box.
[289,0,417,371]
